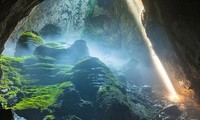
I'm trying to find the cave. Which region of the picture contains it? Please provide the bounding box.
[0,0,200,120]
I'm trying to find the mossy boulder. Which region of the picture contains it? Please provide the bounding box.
[71,57,120,101]
[14,31,44,57]
[20,55,72,85]
[13,82,73,120]
[34,40,89,64]
[97,86,152,120]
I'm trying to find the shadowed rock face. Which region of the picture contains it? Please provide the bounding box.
[0,0,44,54]
[142,0,200,99]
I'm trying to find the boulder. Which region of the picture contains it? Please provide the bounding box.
[14,31,44,57]
[71,57,115,101]
[162,104,182,117]
[7,96,18,107]
[55,87,95,120]
[34,40,89,64]
[16,91,25,101]
[97,86,151,120]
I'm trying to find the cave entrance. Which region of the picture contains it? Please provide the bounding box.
[1,0,200,119]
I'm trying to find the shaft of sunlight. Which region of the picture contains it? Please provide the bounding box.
[126,0,178,101]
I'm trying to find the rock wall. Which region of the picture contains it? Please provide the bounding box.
[0,0,44,54]
[3,0,90,56]
[83,0,144,50]
[3,0,146,56]
[142,0,200,100]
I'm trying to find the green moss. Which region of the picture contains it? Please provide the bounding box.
[1,55,26,64]
[45,42,66,49]
[21,31,45,45]
[24,55,56,65]
[43,115,55,120]
[0,56,28,86]
[72,57,121,88]
[56,65,73,77]
[97,85,152,119]
[97,86,125,104]
[11,82,73,110]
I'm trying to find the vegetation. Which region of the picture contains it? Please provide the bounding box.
[21,31,45,45]
[0,56,28,107]
[97,85,125,103]
[0,55,73,109]
[97,85,152,119]
[0,56,27,86]
[11,82,73,110]
[45,42,66,49]
[43,115,55,120]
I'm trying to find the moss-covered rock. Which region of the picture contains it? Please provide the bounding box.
[97,85,152,120]
[14,31,44,57]
[12,82,73,120]
[34,40,89,64]
[71,57,120,101]
[1,45,154,119]
[12,82,73,110]
[55,86,95,120]
[0,56,28,107]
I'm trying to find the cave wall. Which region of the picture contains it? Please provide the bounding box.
[83,0,144,50]
[142,0,200,99]
[0,0,44,54]
[4,0,145,55]
[3,0,91,56]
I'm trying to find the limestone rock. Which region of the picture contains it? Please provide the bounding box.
[34,40,89,64]
[14,31,44,57]
[71,57,114,101]
[56,87,95,120]
[0,0,43,54]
